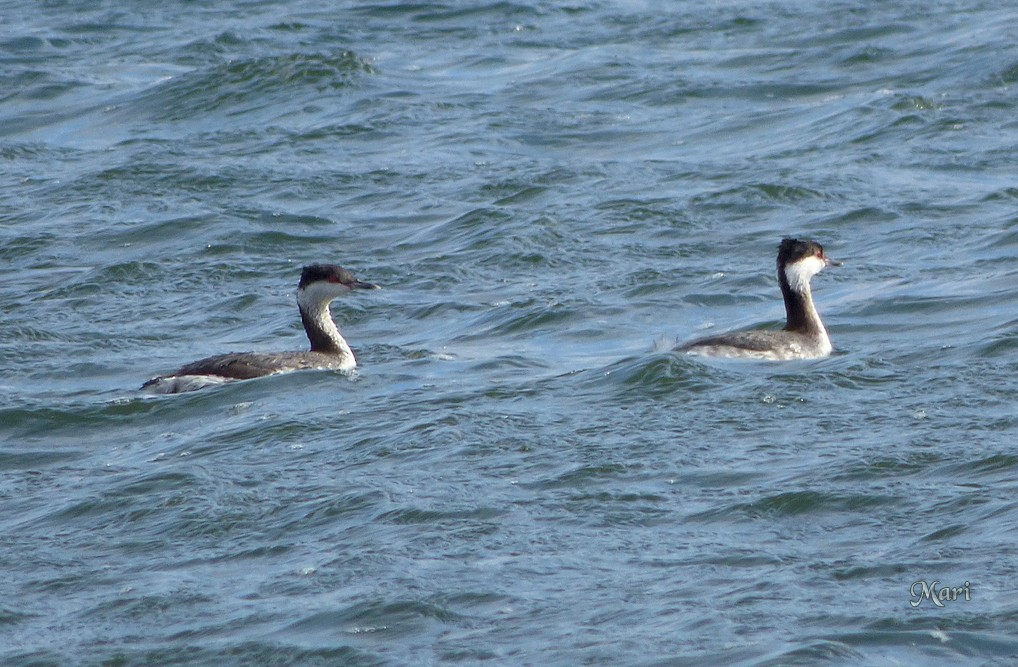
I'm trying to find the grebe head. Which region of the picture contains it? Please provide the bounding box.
[297,264,380,316]
[778,238,841,292]
[298,264,379,303]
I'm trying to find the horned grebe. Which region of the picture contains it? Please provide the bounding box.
[143,264,379,393]
[677,238,840,360]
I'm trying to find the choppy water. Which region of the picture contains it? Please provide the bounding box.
[3,1,1018,665]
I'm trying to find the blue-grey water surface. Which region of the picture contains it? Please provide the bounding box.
[3,1,1018,665]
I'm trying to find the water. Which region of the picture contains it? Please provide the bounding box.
[2,1,1018,664]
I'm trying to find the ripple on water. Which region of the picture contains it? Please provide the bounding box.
[686,490,903,523]
[137,50,374,123]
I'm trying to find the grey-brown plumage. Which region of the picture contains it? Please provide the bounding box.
[143,264,379,393]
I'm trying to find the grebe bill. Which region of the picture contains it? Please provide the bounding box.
[143,264,379,394]
[677,238,840,361]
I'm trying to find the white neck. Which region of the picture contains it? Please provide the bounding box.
[781,257,831,353]
[297,284,355,368]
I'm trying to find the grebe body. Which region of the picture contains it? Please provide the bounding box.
[143,264,378,393]
[677,238,839,361]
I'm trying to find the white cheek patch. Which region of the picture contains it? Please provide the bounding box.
[298,281,350,310]
[784,256,825,292]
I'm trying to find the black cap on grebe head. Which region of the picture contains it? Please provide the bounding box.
[299,264,380,291]
[778,238,819,267]
[777,238,841,269]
